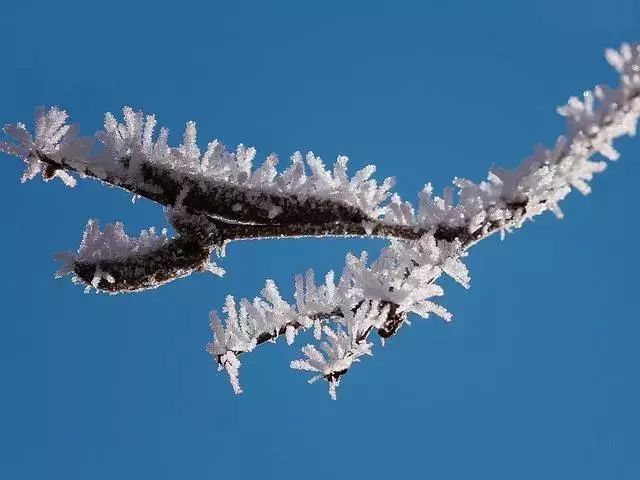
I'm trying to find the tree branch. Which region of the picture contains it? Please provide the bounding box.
[2,42,639,398]
[67,235,214,293]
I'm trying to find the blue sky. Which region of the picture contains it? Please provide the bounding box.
[1,1,639,478]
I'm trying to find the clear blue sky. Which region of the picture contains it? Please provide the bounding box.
[1,1,639,478]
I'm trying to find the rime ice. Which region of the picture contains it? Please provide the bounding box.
[2,44,640,398]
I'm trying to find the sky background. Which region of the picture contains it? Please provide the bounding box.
[1,1,639,478]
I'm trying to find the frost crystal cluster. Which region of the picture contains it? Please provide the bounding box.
[2,44,640,398]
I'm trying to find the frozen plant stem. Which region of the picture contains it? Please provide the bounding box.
[2,44,640,398]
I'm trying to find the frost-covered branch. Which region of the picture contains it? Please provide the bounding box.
[208,234,468,396]
[54,219,223,293]
[2,43,640,398]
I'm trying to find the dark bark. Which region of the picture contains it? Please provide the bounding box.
[73,235,212,293]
